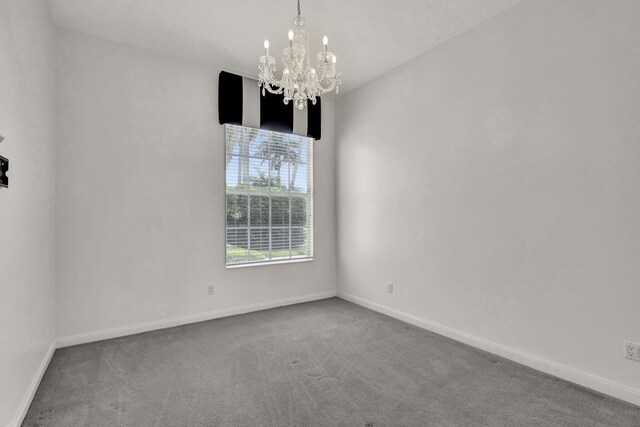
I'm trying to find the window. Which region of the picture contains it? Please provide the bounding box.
[225,124,313,266]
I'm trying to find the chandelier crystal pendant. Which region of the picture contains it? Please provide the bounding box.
[258,0,342,110]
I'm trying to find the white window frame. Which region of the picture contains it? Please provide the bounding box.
[224,124,314,268]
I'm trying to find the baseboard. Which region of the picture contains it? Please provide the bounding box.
[57,291,337,348]
[337,291,640,407]
[9,341,56,427]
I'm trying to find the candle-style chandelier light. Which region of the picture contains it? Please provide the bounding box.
[258,0,342,110]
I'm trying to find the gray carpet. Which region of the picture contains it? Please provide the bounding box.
[24,298,640,426]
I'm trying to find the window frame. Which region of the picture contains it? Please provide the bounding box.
[224,124,314,268]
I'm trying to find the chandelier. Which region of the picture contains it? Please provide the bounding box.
[258,0,342,110]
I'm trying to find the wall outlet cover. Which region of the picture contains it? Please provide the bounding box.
[623,341,640,362]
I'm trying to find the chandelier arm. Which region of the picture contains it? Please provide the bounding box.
[261,82,285,95]
[315,80,335,94]
[316,68,332,82]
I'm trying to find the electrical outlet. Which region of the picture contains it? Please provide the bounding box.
[624,341,640,362]
[387,283,393,294]
[207,285,214,296]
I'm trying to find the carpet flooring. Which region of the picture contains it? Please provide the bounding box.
[24,298,640,426]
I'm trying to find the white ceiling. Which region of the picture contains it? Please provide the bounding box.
[47,0,523,94]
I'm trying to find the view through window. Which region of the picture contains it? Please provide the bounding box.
[225,124,313,266]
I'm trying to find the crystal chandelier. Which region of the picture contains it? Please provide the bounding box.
[258,0,342,110]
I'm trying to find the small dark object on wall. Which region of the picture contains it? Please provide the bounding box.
[0,155,8,188]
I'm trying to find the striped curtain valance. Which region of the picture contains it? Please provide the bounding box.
[218,71,321,140]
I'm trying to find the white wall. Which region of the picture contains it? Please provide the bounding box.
[0,0,56,425]
[55,29,337,341]
[336,0,640,402]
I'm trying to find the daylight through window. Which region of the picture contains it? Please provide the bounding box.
[225,125,313,266]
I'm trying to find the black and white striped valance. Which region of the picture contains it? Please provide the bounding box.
[218,71,321,140]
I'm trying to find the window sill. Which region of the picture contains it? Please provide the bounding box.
[226,257,313,269]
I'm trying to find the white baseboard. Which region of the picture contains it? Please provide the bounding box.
[9,341,56,427]
[338,291,640,407]
[57,291,337,348]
